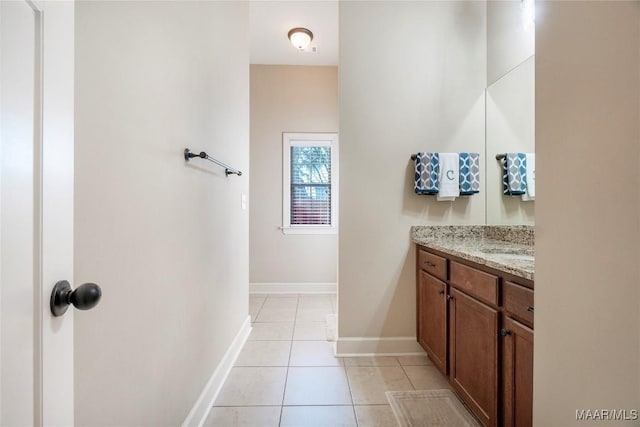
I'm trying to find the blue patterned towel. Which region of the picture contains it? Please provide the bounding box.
[459,152,480,195]
[414,152,439,195]
[522,153,535,201]
[503,153,527,195]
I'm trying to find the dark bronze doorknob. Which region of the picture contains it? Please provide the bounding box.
[50,280,102,317]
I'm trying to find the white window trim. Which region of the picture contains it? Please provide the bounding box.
[282,132,339,235]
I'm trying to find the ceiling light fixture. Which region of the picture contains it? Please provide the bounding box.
[288,27,313,50]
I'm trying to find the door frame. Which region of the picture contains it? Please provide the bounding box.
[1,1,76,424]
[1,0,46,423]
[29,0,45,424]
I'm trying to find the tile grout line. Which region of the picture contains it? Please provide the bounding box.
[256,295,268,320]
[398,360,418,391]
[341,359,358,426]
[278,294,299,427]
[250,294,268,324]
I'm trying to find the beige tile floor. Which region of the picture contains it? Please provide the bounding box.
[205,294,449,427]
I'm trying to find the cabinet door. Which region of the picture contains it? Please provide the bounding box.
[502,317,533,427]
[450,288,498,427]
[417,270,447,375]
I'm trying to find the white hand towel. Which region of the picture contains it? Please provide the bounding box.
[436,153,460,201]
[522,153,536,201]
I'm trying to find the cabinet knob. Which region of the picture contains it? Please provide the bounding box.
[500,328,511,337]
[446,294,453,301]
[526,306,534,312]
[438,290,445,295]
[424,261,436,267]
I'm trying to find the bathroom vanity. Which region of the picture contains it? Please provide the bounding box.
[412,226,534,427]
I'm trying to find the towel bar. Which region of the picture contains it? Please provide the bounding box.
[184,148,242,176]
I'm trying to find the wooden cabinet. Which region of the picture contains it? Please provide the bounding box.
[417,270,448,375]
[416,245,534,427]
[450,261,499,306]
[449,288,499,427]
[418,249,447,281]
[501,317,533,427]
[503,281,534,328]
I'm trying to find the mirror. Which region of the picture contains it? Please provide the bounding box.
[484,0,535,225]
[485,56,535,225]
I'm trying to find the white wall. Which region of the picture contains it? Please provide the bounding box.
[250,65,338,284]
[487,0,535,85]
[74,2,249,425]
[338,1,486,354]
[535,1,640,424]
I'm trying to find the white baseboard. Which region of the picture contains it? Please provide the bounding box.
[249,282,336,294]
[181,315,252,427]
[335,336,426,357]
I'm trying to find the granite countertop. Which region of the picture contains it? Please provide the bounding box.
[411,225,534,281]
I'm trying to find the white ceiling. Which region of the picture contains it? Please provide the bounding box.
[249,1,338,66]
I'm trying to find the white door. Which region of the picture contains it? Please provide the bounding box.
[1,1,76,425]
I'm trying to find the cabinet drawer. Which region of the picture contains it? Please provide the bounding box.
[503,281,534,328]
[418,250,447,281]
[450,261,498,306]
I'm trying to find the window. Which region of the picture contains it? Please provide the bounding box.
[282,133,338,234]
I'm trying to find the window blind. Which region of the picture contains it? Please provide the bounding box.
[290,146,331,225]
